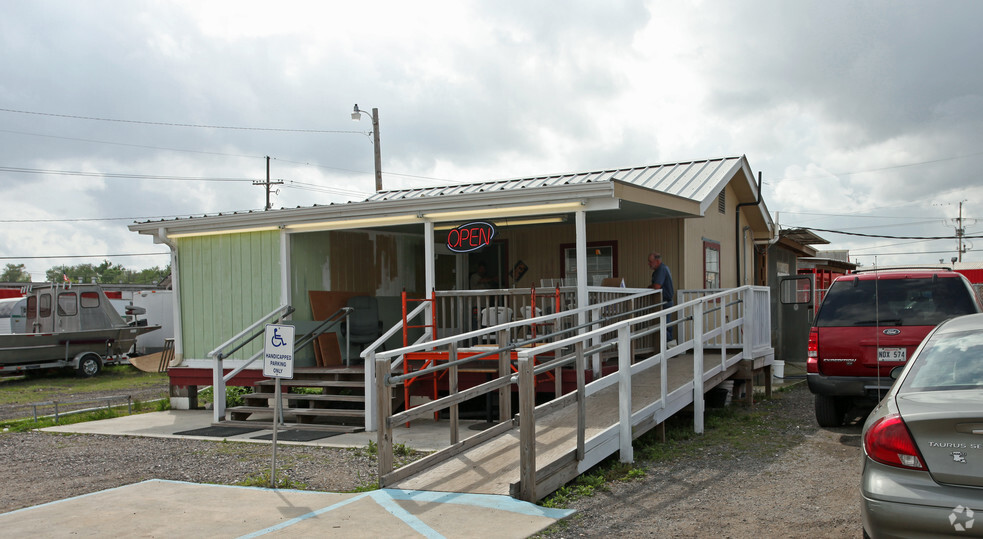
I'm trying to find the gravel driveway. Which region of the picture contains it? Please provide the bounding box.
[539,382,864,538]
[1,380,864,537]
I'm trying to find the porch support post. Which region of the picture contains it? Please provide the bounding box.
[575,210,598,375]
[279,228,290,312]
[424,220,435,338]
[575,210,587,331]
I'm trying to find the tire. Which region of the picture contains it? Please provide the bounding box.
[815,394,844,427]
[77,354,102,378]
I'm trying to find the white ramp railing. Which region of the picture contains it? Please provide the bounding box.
[372,285,773,501]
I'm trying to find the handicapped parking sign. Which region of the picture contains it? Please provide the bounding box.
[263,324,294,379]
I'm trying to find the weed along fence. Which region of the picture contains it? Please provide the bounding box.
[29,395,133,423]
[369,285,774,502]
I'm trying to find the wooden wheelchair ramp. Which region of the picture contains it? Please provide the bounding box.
[392,350,770,498]
[372,285,775,502]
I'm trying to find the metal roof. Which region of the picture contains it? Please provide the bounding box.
[129,155,772,237]
[366,156,747,204]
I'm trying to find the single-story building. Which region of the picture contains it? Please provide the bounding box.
[129,155,777,421]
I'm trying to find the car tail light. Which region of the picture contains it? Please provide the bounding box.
[863,414,926,470]
[806,328,818,373]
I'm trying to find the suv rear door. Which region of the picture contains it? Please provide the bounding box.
[814,275,978,378]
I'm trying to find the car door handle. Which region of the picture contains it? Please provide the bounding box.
[955,423,983,435]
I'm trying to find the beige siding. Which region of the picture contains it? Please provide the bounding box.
[178,230,281,360]
[682,184,755,289]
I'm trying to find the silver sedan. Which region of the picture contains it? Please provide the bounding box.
[861,313,983,538]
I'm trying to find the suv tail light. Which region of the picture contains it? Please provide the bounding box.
[806,328,818,373]
[863,414,926,470]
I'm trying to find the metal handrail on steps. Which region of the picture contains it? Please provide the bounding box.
[209,305,353,423]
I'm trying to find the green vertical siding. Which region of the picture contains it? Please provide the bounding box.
[178,230,281,360]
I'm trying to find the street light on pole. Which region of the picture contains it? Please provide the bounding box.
[352,104,382,192]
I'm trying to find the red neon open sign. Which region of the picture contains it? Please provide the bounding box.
[446,221,496,253]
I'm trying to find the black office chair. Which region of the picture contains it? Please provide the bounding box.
[343,295,384,356]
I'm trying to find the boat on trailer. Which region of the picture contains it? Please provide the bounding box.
[0,283,160,377]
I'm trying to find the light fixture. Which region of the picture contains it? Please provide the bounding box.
[422,201,584,222]
[433,216,567,231]
[166,226,281,239]
[284,214,420,232]
[351,104,382,192]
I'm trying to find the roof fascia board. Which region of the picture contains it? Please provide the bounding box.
[130,182,616,236]
[611,181,701,216]
[698,155,775,235]
[697,156,747,216]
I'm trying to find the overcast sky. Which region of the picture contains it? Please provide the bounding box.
[2,0,982,280]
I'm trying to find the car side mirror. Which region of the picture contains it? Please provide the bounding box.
[890,366,904,380]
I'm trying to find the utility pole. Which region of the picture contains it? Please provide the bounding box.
[957,200,965,262]
[253,156,284,211]
[942,200,976,263]
[351,105,382,192]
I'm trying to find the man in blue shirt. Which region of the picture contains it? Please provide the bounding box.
[648,252,675,342]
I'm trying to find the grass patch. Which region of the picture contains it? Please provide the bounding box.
[0,366,167,406]
[197,385,251,408]
[236,469,309,490]
[540,386,809,510]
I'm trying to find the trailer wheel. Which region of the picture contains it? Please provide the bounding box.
[77,354,102,378]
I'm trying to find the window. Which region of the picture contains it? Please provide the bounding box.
[38,294,52,318]
[80,291,100,308]
[704,241,720,289]
[560,241,618,285]
[57,292,78,316]
[26,296,37,319]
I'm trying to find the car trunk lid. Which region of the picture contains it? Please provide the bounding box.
[897,391,983,488]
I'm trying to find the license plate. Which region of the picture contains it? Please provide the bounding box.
[878,347,906,362]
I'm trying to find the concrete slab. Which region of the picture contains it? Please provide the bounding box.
[0,480,573,538]
[41,409,489,452]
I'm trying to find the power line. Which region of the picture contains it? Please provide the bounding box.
[0,128,263,160]
[0,165,254,182]
[790,226,983,240]
[0,107,366,134]
[772,150,983,183]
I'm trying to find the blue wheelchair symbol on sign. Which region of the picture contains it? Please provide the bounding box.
[271,328,287,347]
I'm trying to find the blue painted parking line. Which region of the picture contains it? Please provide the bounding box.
[237,492,371,538]
[238,488,574,538]
[369,491,445,539]
[381,489,575,520]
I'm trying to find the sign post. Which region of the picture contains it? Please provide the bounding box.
[263,324,294,488]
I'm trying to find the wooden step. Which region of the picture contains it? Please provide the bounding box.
[244,392,364,403]
[229,405,365,418]
[292,366,364,374]
[254,379,363,389]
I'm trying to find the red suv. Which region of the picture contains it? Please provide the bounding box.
[806,267,981,427]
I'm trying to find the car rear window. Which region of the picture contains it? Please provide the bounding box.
[815,277,978,327]
[901,329,983,391]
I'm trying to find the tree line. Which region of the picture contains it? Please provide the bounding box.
[0,261,169,285]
